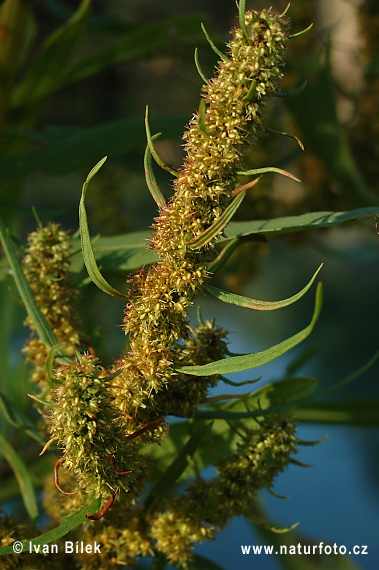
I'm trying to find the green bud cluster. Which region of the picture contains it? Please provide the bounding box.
[113,8,289,431]
[150,418,297,567]
[49,354,146,502]
[22,222,82,386]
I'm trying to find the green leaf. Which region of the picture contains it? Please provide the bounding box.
[238,0,251,45]
[194,47,208,83]
[28,393,57,407]
[0,218,58,348]
[68,209,379,277]
[145,106,178,177]
[264,126,304,150]
[79,157,128,299]
[0,392,45,445]
[205,263,322,310]
[70,232,156,275]
[195,376,319,420]
[0,494,101,555]
[242,79,257,101]
[45,342,67,383]
[188,182,260,249]
[0,432,38,523]
[288,23,314,40]
[11,0,91,112]
[144,422,213,510]
[197,97,212,136]
[201,22,229,62]
[250,515,299,534]
[177,283,322,376]
[237,166,301,182]
[274,80,307,97]
[144,133,166,209]
[224,208,379,240]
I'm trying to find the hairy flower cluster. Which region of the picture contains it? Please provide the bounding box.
[150,418,298,567]
[49,354,147,503]
[22,222,83,386]
[112,8,289,432]
[68,418,297,568]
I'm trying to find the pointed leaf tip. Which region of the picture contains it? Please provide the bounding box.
[176,283,322,376]
[79,160,128,299]
[205,263,323,311]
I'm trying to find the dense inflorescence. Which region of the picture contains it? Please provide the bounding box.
[77,418,298,568]
[48,355,147,503]
[22,222,83,386]
[150,419,298,567]
[16,7,300,567]
[112,9,289,432]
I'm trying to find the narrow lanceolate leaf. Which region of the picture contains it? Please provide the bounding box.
[274,80,307,97]
[189,178,261,250]
[145,106,178,177]
[198,98,212,135]
[0,393,45,445]
[0,218,58,348]
[250,516,299,534]
[0,494,101,555]
[237,166,301,182]
[79,157,128,299]
[288,23,314,40]
[205,263,323,310]
[188,189,248,249]
[194,377,319,420]
[194,47,208,83]
[264,126,304,150]
[144,134,166,208]
[177,282,322,375]
[238,0,251,45]
[225,207,379,240]
[200,22,230,62]
[0,432,38,523]
[45,342,67,383]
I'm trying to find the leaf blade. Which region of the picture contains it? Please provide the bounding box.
[205,264,323,310]
[225,208,379,239]
[0,218,58,348]
[79,157,128,299]
[0,432,38,522]
[0,494,101,554]
[176,283,323,375]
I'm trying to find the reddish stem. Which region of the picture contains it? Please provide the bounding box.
[108,455,132,476]
[54,454,78,495]
[126,418,169,441]
[86,489,117,520]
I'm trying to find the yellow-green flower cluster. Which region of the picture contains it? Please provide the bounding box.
[113,8,289,432]
[22,222,82,386]
[150,418,297,567]
[49,354,146,502]
[79,509,153,569]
